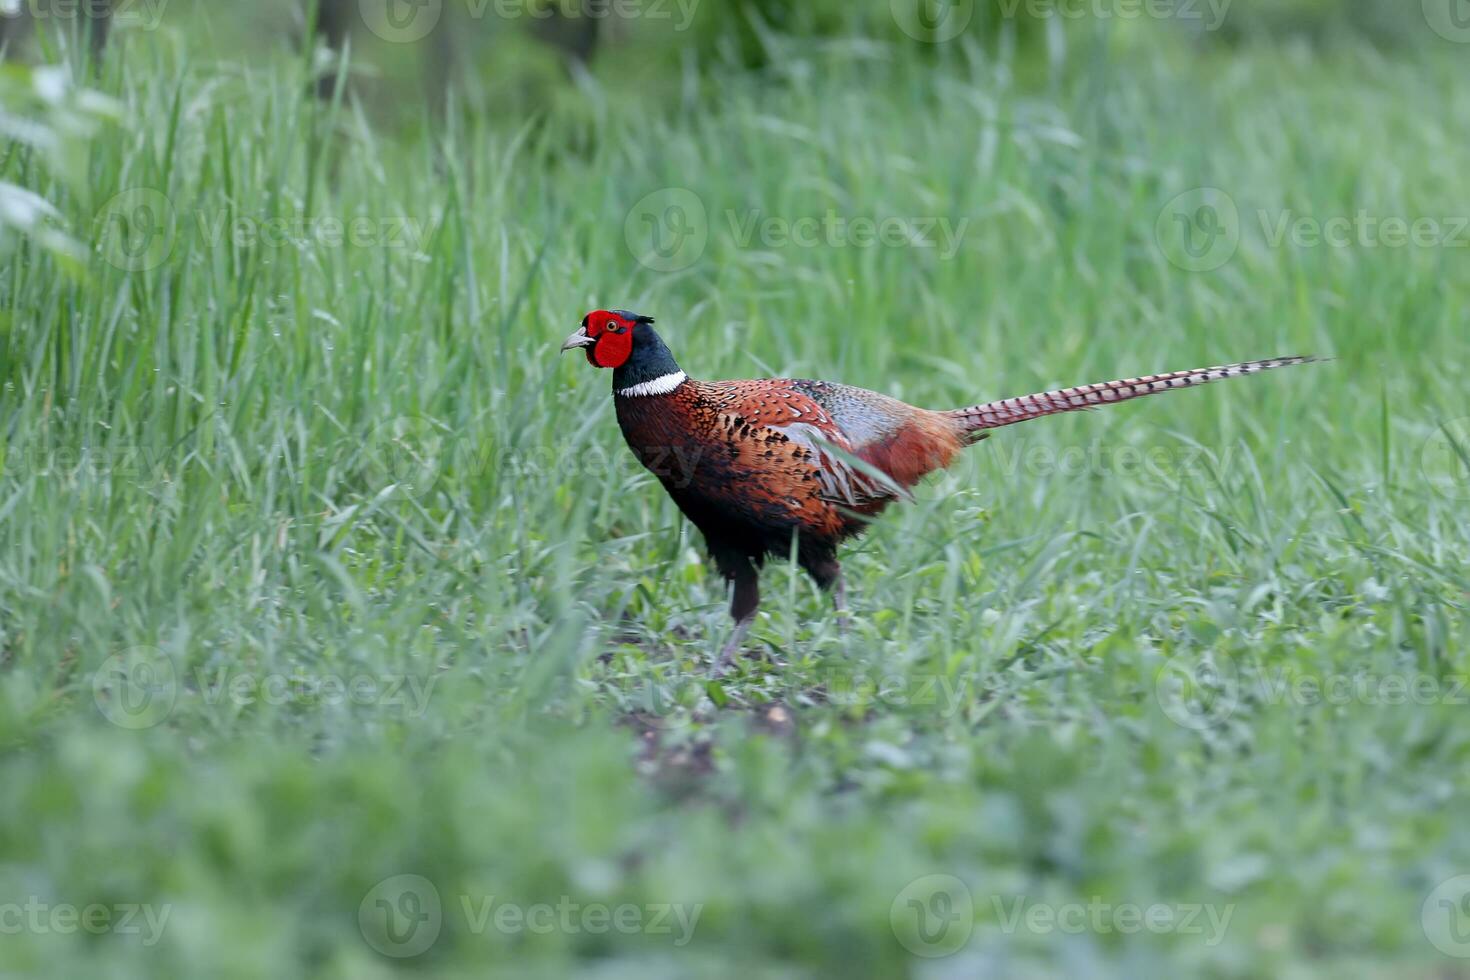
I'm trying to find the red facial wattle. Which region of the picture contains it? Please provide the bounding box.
[587,314,634,369]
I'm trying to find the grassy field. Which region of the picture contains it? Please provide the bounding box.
[2,9,1469,978]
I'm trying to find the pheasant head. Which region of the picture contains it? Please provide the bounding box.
[561,309,685,395]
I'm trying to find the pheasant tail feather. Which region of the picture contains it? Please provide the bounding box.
[945,356,1322,438]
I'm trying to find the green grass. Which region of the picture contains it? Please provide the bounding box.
[1,15,1469,979]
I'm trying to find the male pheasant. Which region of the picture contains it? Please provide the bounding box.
[562,309,1315,663]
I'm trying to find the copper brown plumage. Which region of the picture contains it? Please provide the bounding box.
[562,309,1319,664]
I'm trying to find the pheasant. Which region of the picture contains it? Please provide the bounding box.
[562,309,1316,663]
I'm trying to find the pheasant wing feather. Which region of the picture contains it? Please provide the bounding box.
[706,381,899,509]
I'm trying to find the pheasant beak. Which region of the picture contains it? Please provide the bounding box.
[560,327,594,353]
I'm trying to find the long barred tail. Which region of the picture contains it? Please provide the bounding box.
[945,356,1322,437]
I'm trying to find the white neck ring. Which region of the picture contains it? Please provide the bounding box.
[616,371,687,398]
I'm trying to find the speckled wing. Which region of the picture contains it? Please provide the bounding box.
[699,380,902,511]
